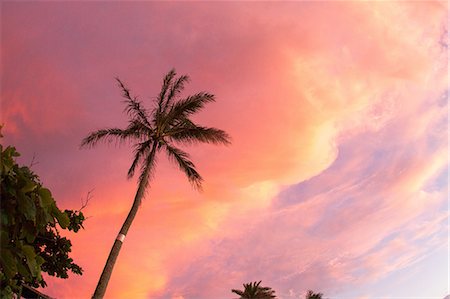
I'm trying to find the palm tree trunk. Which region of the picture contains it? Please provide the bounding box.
[92,144,157,299]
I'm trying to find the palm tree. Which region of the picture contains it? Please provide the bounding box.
[305,290,323,299]
[231,281,277,299]
[82,69,230,298]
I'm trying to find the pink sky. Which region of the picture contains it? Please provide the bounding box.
[1,1,448,298]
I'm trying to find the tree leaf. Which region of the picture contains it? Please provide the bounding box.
[53,207,70,229]
[0,248,18,279]
[17,191,36,221]
[22,222,37,243]
[21,178,37,193]
[36,255,45,267]
[38,188,54,208]
[22,245,38,276]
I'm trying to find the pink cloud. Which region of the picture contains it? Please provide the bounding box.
[1,1,447,298]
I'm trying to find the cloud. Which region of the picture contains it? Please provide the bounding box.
[146,2,448,298]
[1,1,447,298]
[154,109,447,298]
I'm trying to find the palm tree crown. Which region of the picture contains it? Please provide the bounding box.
[305,290,323,299]
[232,281,277,299]
[82,69,230,192]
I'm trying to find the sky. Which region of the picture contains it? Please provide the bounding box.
[1,1,449,299]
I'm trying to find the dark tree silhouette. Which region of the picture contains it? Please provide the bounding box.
[82,69,230,298]
[306,290,324,299]
[0,135,85,298]
[232,281,277,299]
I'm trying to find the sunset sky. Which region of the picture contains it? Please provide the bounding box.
[1,1,448,298]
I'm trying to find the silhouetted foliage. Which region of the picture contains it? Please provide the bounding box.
[306,290,323,299]
[0,131,85,298]
[232,281,277,299]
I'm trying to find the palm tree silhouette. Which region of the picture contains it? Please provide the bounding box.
[305,290,323,299]
[232,281,277,299]
[82,69,230,298]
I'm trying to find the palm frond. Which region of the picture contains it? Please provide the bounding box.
[169,125,231,146]
[163,92,215,126]
[115,78,152,129]
[137,143,159,192]
[128,140,153,179]
[126,118,153,138]
[80,127,139,148]
[156,69,176,113]
[162,74,189,113]
[165,145,203,190]
[231,289,245,296]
